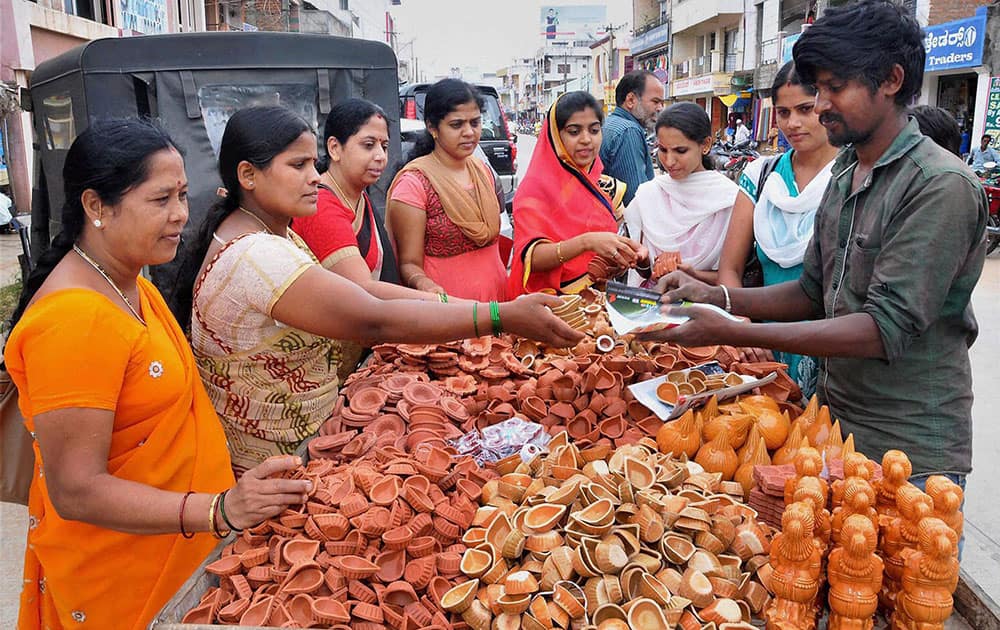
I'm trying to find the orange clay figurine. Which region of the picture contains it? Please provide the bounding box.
[831,476,878,547]
[794,475,832,552]
[765,501,823,630]
[784,446,826,506]
[892,517,959,630]
[876,450,913,529]
[925,475,964,544]
[831,451,874,510]
[828,514,883,630]
[880,484,934,614]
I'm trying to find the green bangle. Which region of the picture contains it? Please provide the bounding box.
[219,490,243,533]
[489,301,502,336]
[438,293,449,303]
[472,302,480,337]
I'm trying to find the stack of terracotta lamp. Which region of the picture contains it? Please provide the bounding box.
[438,434,774,629]
[182,443,498,627]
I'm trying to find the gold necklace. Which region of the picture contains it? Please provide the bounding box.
[73,245,145,325]
[237,207,282,235]
[323,172,363,214]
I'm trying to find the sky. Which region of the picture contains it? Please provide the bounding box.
[389,0,633,80]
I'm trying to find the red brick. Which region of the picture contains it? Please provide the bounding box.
[928,0,991,25]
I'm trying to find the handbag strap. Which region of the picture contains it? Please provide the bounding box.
[755,155,780,202]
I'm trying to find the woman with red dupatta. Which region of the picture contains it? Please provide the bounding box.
[509,91,646,296]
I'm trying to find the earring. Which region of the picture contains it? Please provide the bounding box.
[93,219,103,228]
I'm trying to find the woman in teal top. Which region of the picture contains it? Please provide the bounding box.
[717,61,839,399]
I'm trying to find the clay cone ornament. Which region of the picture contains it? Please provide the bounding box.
[772,423,808,466]
[823,419,845,464]
[792,395,819,434]
[734,435,771,500]
[694,424,739,481]
[656,409,701,458]
[803,403,832,448]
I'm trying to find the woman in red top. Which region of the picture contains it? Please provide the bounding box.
[295,99,441,378]
[296,98,433,299]
[509,91,644,296]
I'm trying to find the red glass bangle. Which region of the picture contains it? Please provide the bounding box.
[179,491,195,539]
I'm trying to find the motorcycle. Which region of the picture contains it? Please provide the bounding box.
[709,138,760,180]
[977,161,1000,255]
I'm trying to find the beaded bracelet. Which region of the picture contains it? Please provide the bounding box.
[219,490,243,533]
[489,301,502,336]
[472,302,480,337]
[179,491,195,539]
[438,293,449,303]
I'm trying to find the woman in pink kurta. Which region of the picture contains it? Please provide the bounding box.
[387,78,507,301]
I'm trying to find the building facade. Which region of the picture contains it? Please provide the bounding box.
[0,0,200,216]
[589,34,632,113]
[630,0,670,108]
[666,0,755,136]
[0,0,397,214]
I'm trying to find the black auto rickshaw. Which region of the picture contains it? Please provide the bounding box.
[24,31,401,289]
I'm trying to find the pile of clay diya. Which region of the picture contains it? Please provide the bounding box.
[311,373,475,463]
[320,333,786,459]
[439,433,774,630]
[549,294,603,333]
[182,444,496,628]
[655,368,746,406]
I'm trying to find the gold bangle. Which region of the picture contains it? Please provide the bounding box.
[556,242,566,264]
[208,492,227,539]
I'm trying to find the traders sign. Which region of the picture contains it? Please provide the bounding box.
[924,8,986,72]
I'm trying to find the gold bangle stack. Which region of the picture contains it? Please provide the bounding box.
[556,242,566,264]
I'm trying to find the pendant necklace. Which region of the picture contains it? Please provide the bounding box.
[73,245,146,325]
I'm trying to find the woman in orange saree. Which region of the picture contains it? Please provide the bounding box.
[4,119,310,630]
[508,91,645,296]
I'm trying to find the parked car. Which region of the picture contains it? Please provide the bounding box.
[399,83,518,201]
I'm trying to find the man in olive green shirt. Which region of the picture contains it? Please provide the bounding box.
[643,0,987,480]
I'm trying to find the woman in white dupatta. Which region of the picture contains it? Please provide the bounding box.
[625,102,738,287]
[716,61,839,398]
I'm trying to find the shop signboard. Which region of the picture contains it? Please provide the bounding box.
[982,76,1000,141]
[924,9,986,72]
[672,74,713,97]
[781,32,801,64]
[120,0,166,33]
[632,22,669,56]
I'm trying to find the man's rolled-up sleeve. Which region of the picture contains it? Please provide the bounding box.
[861,172,986,362]
[617,129,652,205]
[798,203,827,316]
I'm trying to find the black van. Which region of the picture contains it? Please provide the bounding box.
[399,83,518,197]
